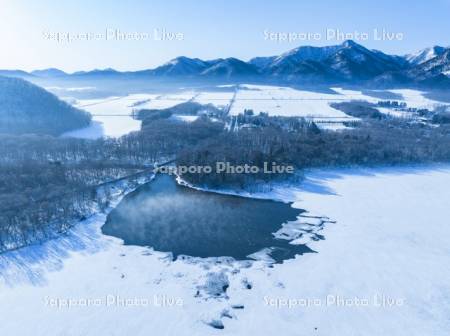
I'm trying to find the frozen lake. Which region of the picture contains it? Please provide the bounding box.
[103,174,311,262]
[62,95,148,138]
[1,165,450,335]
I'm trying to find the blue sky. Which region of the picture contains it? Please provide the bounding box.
[1,0,449,72]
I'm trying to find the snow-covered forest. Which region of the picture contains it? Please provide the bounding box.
[0,76,91,135]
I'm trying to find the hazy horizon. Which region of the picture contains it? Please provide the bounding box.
[1,0,450,72]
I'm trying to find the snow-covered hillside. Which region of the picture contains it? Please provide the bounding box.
[406,46,447,65]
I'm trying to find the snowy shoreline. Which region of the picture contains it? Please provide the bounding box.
[1,164,450,335]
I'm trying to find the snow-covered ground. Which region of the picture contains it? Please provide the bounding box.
[1,165,450,335]
[230,84,354,119]
[60,85,450,138]
[389,89,446,110]
[62,95,152,138]
[62,92,199,139]
[61,120,106,140]
[170,115,199,123]
[62,92,201,138]
[194,91,236,109]
[333,87,448,114]
[228,85,450,125]
[136,92,198,110]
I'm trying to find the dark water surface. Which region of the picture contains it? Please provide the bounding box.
[103,174,313,262]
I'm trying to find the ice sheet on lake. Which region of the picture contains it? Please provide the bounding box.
[1,165,450,335]
[61,120,105,140]
[64,94,155,138]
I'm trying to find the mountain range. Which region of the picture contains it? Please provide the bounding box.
[2,40,450,87]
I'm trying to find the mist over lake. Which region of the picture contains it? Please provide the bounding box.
[103,174,311,262]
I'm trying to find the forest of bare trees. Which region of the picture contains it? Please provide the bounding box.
[177,116,450,187]
[2,102,450,252]
[0,76,91,135]
[0,118,223,251]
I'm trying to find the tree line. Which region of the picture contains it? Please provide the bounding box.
[2,106,450,252]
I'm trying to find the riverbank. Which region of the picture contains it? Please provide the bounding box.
[1,165,450,335]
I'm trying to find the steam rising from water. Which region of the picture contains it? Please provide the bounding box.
[103,174,312,262]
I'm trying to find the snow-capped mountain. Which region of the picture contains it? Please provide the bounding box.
[406,46,447,65]
[252,45,341,81]
[322,40,405,80]
[149,56,259,78]
[31,68,68,77]
[2,40,450,87]
[404,48,450,86]
[0,69,35,79]
[200,58,260,78]
[72,68,121,77]
[255,40,406,82]
[150,56,210,76]
[251,43,343,71]
[248,56,277,69]
[416,49,450,74]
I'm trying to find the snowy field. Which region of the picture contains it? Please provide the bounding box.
[61,92,200,138]
[332,87,447,109]
[230,84,353,119]
[62,95,152,138]
[59,84,450,139]
[62,92,201,138]
[230,85,450,119]
[194,91,236,109]
[332,87,448,117]
[1,165,449,335]
[136,92,198,110]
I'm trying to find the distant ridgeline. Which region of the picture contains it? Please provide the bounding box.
[0,76,91,135]
[3,41,450,88]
